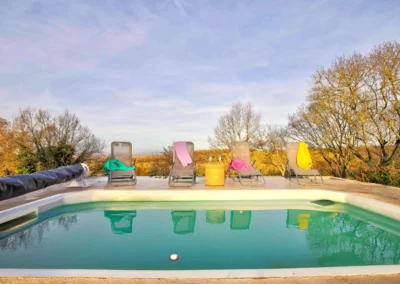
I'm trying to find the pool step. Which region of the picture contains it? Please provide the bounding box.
[311,199,335,206]
[0,209,38,232]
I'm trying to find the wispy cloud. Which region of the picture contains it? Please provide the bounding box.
[1,0,400,153]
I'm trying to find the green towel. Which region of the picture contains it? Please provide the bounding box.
[104,159,136,174]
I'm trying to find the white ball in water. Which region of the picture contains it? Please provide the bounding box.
[169,254,179,261]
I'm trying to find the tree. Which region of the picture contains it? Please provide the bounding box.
[208,102,264,149]
[13,108,104,172]
[288,102,357,178]
[310,43,400,169]
[259,126,288,176]
[0,118,20,176]
[288,41,400,177]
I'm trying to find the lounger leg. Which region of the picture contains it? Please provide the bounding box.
[168,174,196,187]
[238,174,266,186]
[294,173,302,185]
[286,166,292,182]
[168,174,173,187]
[259,175,266,185]
[238,174,245,186]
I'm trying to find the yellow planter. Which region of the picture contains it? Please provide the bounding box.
[205,163,225,186]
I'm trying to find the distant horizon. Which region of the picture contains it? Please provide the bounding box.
[2,0,400,153]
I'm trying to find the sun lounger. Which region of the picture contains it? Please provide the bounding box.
[168,141,196,187]
[105,141,137,186]
[228,142,266,186]
[286,142,323,185]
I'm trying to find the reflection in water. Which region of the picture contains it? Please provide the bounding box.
[0,215,77,251]
[206,210,225,224]
[230,210,251,230]
[104,211,137,234]
[171,210,196,234]
[286,210,337,230]
[306,212,400,265]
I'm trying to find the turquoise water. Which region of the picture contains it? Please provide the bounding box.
[0,201,399,270]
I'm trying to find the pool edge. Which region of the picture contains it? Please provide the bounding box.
[1,189,400,223]
[1,265,400,278]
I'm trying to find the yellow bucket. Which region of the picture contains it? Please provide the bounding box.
[205,164,225,186]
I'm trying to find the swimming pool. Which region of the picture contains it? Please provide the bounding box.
[1,199,400,270]
[0,190,399,277]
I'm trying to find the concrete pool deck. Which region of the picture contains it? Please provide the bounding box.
[1,175,400,211]
[1,176,400,283]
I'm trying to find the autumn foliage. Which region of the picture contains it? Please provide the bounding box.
[0,118,20,176]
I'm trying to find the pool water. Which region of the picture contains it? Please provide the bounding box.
[0,201,399,270]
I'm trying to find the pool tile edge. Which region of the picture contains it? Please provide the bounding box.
[1,266,400,278]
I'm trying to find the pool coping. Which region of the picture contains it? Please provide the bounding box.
[1,265,400,278]
[1,189,400,278]
[2,189,400,224]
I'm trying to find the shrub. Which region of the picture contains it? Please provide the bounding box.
[349,166,400,187]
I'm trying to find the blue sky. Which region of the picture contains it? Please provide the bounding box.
[1,0,400,154]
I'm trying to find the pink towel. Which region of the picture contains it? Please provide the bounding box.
[226,158,253,174]
[173,141,193,166]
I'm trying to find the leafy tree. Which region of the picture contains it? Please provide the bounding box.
[13,108,104,172]
[0,118,20,176]
[208,102,264,149]
[36,142,76,169]
[16,147,39,174]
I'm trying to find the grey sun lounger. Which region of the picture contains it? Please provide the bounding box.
[286,142,323,185]
[108,141,137,186]
[229,142,266,186]
[168,141,196,187]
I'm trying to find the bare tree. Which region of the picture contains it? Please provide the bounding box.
[310,42,399,168]
[362,41,400,166]
[208,102,263,149]
[288,102,356,178]
[14,107,104,171]
[288,41,400,177]
[259,125,288,176]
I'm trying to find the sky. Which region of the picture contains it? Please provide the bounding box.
[1,0,400,154]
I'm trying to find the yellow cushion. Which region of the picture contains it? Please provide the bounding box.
[296,141,312,170]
